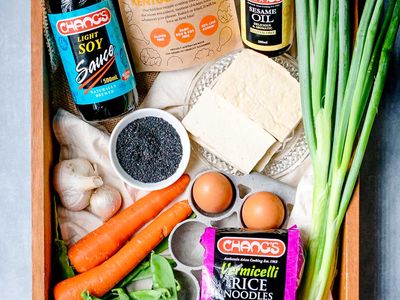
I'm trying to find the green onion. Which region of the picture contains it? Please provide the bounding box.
[337,0,400,228]
[296,0,400,298]
[309,0,318,46]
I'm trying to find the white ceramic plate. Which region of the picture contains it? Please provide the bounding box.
[184,51,309,179]
[109,108,191,191]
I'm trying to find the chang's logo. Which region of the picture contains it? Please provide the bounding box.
[217,237,286,257]
[57,8,111,36]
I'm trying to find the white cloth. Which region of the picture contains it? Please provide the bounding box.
[53,65,313,246]
[53,109,139,208]
[287,164,313,243]
[53,109,141,245]
[140,65,203,119]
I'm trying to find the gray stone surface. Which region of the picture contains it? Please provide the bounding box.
[0,1,31,298]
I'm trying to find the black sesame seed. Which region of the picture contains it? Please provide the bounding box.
[116,116,183,183]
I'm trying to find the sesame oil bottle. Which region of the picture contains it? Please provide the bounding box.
[241,0,295,56]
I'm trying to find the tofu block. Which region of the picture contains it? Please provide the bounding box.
[212,49,302,142]
[183,88,276,174]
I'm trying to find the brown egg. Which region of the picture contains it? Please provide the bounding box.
[192,172,233,214]
[242,192,285,230]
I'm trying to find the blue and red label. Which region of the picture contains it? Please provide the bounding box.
[49,0,136,105]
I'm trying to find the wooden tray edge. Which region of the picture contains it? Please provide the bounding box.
[32,0,53,299]
[339,184,360,300]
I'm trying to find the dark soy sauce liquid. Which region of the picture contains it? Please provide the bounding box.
[50,0,137,122]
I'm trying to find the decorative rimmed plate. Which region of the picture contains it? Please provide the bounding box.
[184,51,309,179]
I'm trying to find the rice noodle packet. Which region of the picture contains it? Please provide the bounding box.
[200,226,304,300]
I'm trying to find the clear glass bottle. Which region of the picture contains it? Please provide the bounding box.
[49,0,138,121]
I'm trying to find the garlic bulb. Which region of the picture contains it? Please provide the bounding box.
[53,158,103,211]
[88,185,122,221]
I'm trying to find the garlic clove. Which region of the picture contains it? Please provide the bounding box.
[57,206,103,246]
[59,189,93,211]
[88,185,122,221]
[53,158,104,211]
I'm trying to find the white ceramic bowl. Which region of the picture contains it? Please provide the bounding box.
[109,108,191,191]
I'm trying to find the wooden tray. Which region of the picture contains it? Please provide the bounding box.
[31,0,359,298]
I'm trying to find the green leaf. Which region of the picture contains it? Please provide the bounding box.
[153,238,169,254]
[81,290,102,300]
[116,261,151,288]
[54,238,75,279]
[53,196,75,280]
[175,279,181,292]
[111,288,131,300]
[165,257,177,269]
[151,254,177,300]
[129,288,171,300]
[117,257,176,289]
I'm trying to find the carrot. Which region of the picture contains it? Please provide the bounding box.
[68,174,190,273]
[54,200,193,300]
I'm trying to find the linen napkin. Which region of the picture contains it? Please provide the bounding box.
[53,109,140,245]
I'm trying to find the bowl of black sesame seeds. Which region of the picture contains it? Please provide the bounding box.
[109,108,191,191]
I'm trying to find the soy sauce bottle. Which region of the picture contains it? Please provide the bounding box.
[49,0,138,122]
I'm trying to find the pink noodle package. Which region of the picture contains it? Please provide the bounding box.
[200,226,304,300]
